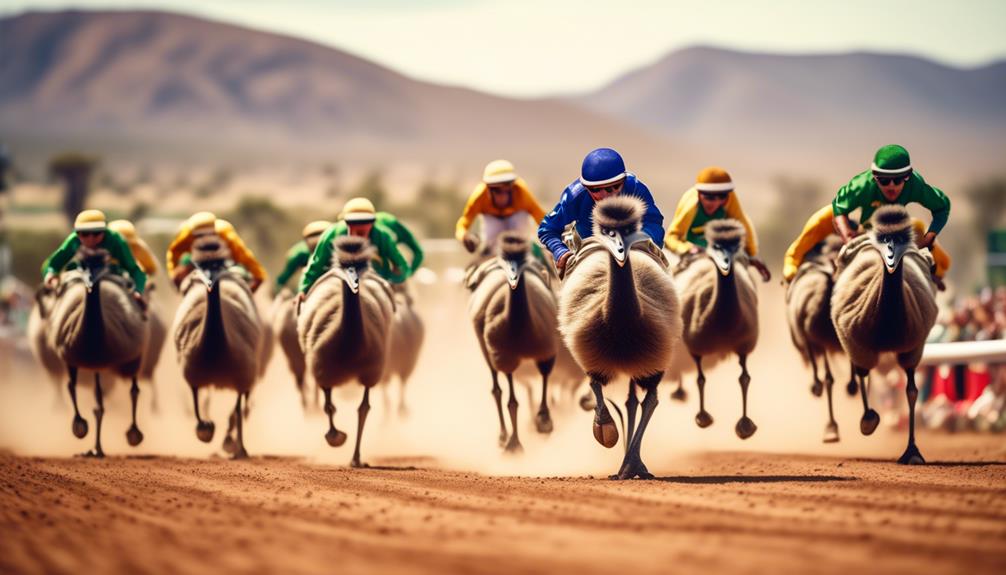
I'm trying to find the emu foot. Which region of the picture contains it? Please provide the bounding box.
[504,436,524,453]
[897,443,925,465]
[72,416,89,439]
[846,379,858,396]
[497,431,508,448]
[222,435,237,454]
[350,458,370,469]
[78,448,105,458]
[860,409,880,436]
[126,425,144,447]
[398,404,410,419]
[695,410,714,429]
[823,421,840,444]
[231,447,249,460]
[592,411,619,448]
[735,416,757,440]
[325,428,348,447]
[535,410,554,434]
[196,421,215,443]
[811,381,823,397]
[670,387,687,402]
[578,392,596,411]
[610,455,654,480]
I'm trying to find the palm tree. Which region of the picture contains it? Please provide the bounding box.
[48,152,99,225]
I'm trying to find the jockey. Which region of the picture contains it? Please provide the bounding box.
[456,159,546,253]
[166,211,267,292]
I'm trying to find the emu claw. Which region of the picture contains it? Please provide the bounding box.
[504,436,524,453]
[578,392,596,411]
[72,416,89,439]
[196,421,215,443]
[670,387,687,402]
[592,413,619,448]
[897,443,925,465]
[735,416,757,439]
[222,435,237,454]
[695,410,714,429]
[535,411,554,434]
[823,422,840,444]
[860,409,880,436]
[811,381,823,397]
[126,425,144,447]
[325,428,348,447]
[846,379,858,396]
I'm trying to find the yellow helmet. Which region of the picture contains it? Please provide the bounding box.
[108,219,137,239]
[482,159,517,184]
[302,220,331,239]
[341,198,376,223]
[188,211,217,231]
[74,209,107,232]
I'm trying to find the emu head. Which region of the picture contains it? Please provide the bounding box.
[704,219,746,276]
[77,247,111,292]
[591,195,650,266]
[191,234,231,290]
[869,205,914,274]
[497,231,531,290]
[331,235,374,294]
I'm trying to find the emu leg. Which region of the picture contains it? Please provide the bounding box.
[67,366,88,439]
[613,373,661,480]
[858,368,880,435]
[242,392,251,420]
[296,375,308,410]
[822,355,840,443]
[590,374,618,448]
[232,392,249,460]
[398,377,410,419]
[807,346,823,397]
[323,387,348,447]
[694,355,713,428]
[846,359,859,396]
[351,386,372,467]
[897,368,925,465]
[735,355,757,439]
[535,357,555,434]
[490,370,507,446]
[503,373,523,453]
[222,408,238,455]
[670,377,687,402]
[191,386,215,443]
[126,376,144,447]
[85,373,105,458]
[624,379,639,453]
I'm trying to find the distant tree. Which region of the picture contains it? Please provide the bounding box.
[48,152,99,225]
[758,175,829,267]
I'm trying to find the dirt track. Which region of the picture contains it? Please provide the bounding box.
[1,432,1004,575]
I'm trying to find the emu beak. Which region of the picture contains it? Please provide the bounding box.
[711,248,734,275]
[345,266,360,294]
[504,260,521,290]
[603,233,627,266]
[883,239,908,274]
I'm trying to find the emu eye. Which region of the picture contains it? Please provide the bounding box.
[605,229,617,238]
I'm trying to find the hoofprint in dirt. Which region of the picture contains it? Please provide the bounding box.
[1,433,1003,575]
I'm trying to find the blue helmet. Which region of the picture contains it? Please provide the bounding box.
[580,148,626,187]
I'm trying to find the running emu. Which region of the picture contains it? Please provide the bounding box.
[831,205,938,464]
[559,196,680,480]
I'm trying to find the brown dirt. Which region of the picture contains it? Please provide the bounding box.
[1,432,1004,575]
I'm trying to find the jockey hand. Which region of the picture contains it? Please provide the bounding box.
[750,257,772,283]
[462,233,479,254]
[249,277,263,293]
[44,273,59,289]
[688,244,702,255]
[918,231,937,251]
[556,251,572,275]
[171,265,191,290]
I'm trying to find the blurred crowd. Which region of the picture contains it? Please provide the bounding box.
[919,286,1006,432]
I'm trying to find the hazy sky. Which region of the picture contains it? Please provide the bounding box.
[3,0,1006,97]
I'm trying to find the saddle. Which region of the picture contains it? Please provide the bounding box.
[464,255,553,291]
[562,237,669,280]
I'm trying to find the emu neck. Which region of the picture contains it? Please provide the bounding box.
[504,270,529,334]
[712,265,740,320]
[607,252,640,322]
[341,279,363,336]
[876,261,907,327]
[202,281,226,347]
[82,281,105,351]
